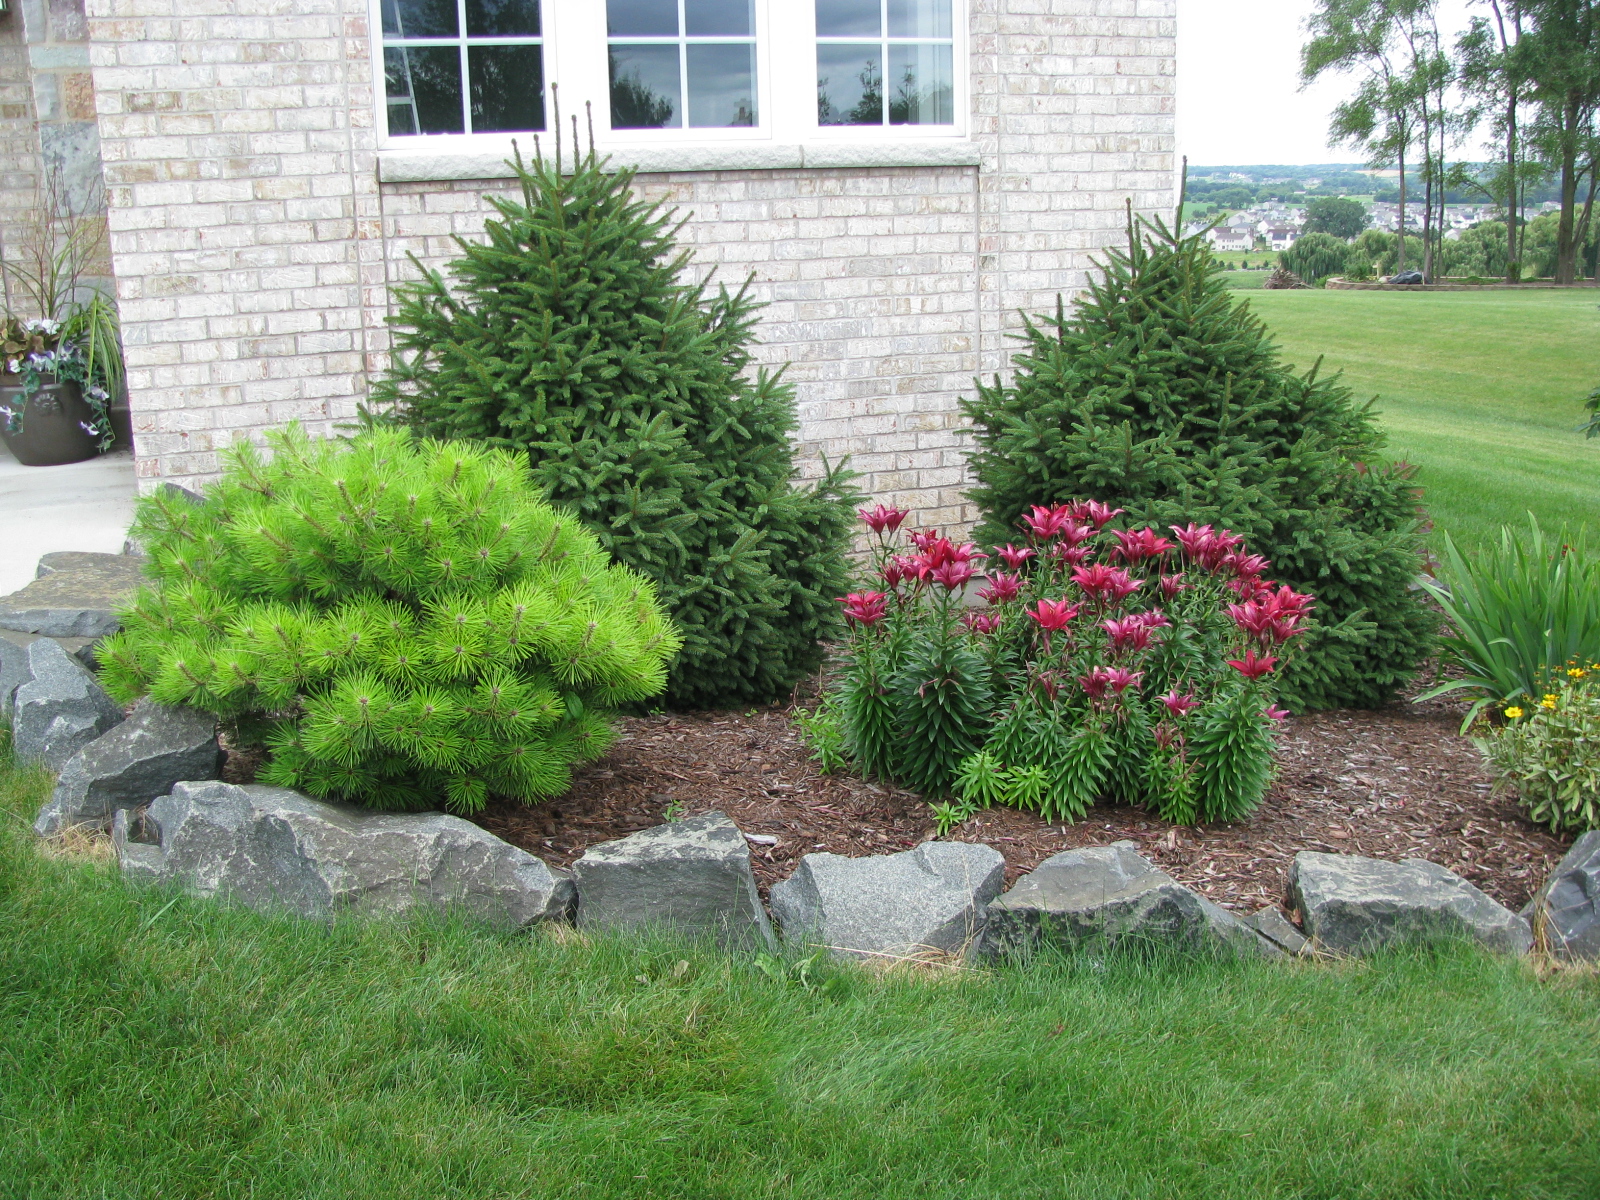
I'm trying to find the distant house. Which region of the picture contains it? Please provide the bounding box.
[1265,226,1299,252]
[1208,227,1254,252]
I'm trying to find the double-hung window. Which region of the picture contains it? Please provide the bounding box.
[376,0,964,147]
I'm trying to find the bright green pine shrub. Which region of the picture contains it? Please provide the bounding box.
[961,215,1435,711]
[1478,671,1600,833]
[372,143,858,710]
[1419,519,1600,728]
[810,503,1311,829]
[95,427,681,813]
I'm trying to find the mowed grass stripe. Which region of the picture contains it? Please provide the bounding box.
[1244,289,1600,548]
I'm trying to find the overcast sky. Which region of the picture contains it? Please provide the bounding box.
[1177,0,1484,165]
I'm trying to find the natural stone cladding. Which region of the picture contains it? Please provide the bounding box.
[86,0,1175,529]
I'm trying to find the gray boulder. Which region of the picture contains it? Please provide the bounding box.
[0,552,147,638]
[0,629,96,717]
[113,781,574,928]
[1243,906,1311,956]
[35,700,221,836]
[572,812,773,949]
[12,637,123,771]
[980,842,1271,960]
[1289,851,1532,956]
[771,842,1006,959]
[1524,831,1600,960]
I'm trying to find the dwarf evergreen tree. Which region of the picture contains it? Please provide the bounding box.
[96,428,680,813]
[372,142,858,709]
[962,216,1435,710]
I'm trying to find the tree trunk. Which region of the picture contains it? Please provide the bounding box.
[1506,92,1520,281]
[1556,93,1583,286]
[1397,148,1408,274]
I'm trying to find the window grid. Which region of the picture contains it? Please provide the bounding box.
[383,0,545,137]
[815,0,952,127]
[606,0,759,130]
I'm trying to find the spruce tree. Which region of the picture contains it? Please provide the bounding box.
[962,216,1435,710]
[373,142,858,709]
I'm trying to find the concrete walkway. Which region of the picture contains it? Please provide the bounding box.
[0,441,139,595]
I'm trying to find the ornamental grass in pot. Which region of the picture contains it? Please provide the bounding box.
[0,170,125,466]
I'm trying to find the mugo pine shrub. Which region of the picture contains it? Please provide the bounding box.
[962,216,1434,710]
[811,501,1312,828]
[373,142,857,710]
[95,427,681,813]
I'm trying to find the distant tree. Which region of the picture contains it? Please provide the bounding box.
[1304,196,1370,238]
[1281,231,1353,282]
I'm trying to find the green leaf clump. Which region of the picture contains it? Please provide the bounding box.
[96,427,681,813]
[372,142,859,710]
[961,215,1436,711]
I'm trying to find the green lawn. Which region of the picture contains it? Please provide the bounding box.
[1244,289,1600,548]
[2,757,1598,1198]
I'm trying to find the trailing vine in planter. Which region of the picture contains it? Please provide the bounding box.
[806,501,1313,832]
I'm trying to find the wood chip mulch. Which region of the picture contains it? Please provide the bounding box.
[468,683,1574,915]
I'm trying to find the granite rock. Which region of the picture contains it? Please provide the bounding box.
[0,552,147,638]
[11,637,123,770]
[572,813,773,949]
[1289,851,1532,956]
[1243,906,1311,956]
[980,842,1272,959]
[1523,831,1600,960]
[113,781,574,928]
[770,842,1007,959]
[35,699,220,836]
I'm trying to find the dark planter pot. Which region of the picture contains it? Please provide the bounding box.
[0,377,99,466]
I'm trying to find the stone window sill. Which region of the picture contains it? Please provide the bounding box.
[377,140,982,183]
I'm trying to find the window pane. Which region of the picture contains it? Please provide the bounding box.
[685,0,753,37]
[385,45,464,134]
[686,43,756,127]
[817,43,882,125]
[381,0,458,38]
[608,0,678,37]
[610,44,682,128]
[815,0,880,37]
[887,0,951,39]
[466,0,540,37]
[888,42,952,124]
[470,44,545,131]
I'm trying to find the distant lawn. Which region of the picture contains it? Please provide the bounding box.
[1245,289,1600,548]
[2,754,1599,1197]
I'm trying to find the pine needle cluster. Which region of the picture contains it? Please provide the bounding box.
[96,427,681,813]
[962,216,1435,710]
[372,142,859,709]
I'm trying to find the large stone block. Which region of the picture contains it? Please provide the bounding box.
[113,781,574,928]
[35,699,220,836]
[1289,852,1533,956]
[1524,831,1600,961]
[0,552,147,638]
[571,812,773,949]
[979,842,1271,960]
[11,637,123,771]
[770,842,1006,959]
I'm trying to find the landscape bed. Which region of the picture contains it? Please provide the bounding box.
[423,677,1573,917]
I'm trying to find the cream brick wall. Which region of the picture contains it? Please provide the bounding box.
[87,0,1175,529]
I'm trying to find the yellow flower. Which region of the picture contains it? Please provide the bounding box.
[1541,696,1558,710]
[1569,668,1588,679]
[1504,706,1525,720]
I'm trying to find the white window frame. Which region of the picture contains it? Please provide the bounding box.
[371,0,969,155]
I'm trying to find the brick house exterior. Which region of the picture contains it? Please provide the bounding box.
[13,0,1174,529]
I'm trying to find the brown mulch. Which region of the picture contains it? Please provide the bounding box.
[466,684,1574,916]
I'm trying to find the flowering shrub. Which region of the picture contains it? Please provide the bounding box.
[1477,662,1600,833]
[810,501,1314,829]
[0,315,117,450]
